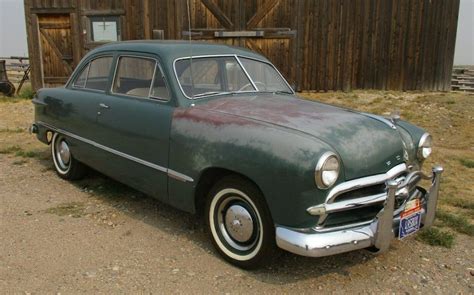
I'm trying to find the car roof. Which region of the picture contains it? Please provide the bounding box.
[88,40,268,63]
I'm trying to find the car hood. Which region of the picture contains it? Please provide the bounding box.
[195,94,406,180]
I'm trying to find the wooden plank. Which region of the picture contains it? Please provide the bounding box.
[200,0,233,29]
[246,0,279,28]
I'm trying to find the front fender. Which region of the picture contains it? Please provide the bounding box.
[168,107,339,228]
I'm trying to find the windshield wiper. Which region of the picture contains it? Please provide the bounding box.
[257,90,294,95]
[273,90,294,95]
[192,91,232,98]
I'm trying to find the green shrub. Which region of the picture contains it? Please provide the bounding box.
[416,227,455,248]
[18,85,35,99]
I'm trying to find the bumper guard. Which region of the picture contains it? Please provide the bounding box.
[275,165,444,257]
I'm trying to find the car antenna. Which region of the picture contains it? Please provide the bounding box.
[186,0,194,99]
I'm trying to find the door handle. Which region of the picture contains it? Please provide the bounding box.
[99,103,109,109]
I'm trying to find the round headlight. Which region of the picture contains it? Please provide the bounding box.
[417,133,432,160]
[315,152,340,189]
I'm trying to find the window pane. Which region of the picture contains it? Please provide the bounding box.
[240,58,291,92]
[73,64,89,88]
[112,56,156,97]
[175,58,221,97]
[85,57,113,91]
[90,16,120,42]
[174,57,252,97]
[151,66,170,100]
[225,59,251,91]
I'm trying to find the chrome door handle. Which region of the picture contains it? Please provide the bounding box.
[99,103,109,109]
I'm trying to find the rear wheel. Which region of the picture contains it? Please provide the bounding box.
[205,175,276,269]
[51,133,86,180]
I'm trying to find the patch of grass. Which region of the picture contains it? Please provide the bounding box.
[459,158,474,168]
[12,159,27,165]
[437,210,474,236]
[15,149,39,158]
[0,127,24,133]
[443,197,474,210]
[45,202,85,218]
[0,145,22,154]
[416,227,455,248]
[18,85,35,99]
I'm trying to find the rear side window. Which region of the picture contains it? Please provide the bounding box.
[72,56,113,91]
[86,57,113,91]
[112,56,156,98]
[73,64,89,88]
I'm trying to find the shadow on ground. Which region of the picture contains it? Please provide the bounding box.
[36,148,377,285]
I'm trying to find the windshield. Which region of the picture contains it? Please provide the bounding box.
[174,56,293,98]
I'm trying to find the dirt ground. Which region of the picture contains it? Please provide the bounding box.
[1,91,473,293]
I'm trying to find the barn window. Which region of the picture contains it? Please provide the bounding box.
[90,16,121,42]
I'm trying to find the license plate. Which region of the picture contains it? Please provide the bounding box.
[399,199,422,240]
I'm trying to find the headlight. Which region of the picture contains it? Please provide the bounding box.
[417,133,432,160]
[315,152,340,189]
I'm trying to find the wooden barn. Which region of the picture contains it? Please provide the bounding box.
[24,0,460,92]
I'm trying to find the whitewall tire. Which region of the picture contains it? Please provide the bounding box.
[206,175,277,269]
[51,133,86,180]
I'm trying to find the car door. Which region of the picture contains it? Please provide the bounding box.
[66,55,114,139]
[93,53,174,202]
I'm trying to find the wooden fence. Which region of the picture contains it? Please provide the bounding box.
[0,57,30,84]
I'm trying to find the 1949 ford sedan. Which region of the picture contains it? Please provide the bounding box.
[31,41,443,269]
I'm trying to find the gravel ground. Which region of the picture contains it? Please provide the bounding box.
[1,99,473,294]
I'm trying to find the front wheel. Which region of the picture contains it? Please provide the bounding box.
[51,133,87,180]
[205,176,277,269]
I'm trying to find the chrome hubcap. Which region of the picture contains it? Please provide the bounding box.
[215,195,259,252]
[224,205,254,243]
[55,138,71,170]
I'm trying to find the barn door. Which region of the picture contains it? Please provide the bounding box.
[37,14,74,86]
[184,0,298,87]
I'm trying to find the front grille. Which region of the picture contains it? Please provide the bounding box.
[317,168,422,230]
[323,204,384,228]
[335,183,386,202]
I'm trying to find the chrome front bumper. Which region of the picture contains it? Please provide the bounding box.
[275,165,444,257]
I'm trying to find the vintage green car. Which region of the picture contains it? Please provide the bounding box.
[32,41,443,269]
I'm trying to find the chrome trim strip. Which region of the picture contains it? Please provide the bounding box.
[167,168,194,183]
[326,163,407,204]
[324,192,386,213]
[36,121,194,183]
[235,55,258,90]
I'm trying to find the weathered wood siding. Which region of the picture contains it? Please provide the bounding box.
[24,0,460,91]
[296,0,460,91]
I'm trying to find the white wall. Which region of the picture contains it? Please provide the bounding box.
[0,0,28,57]
[454,0,474,65]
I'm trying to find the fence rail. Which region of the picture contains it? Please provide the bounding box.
[0,56,30,84]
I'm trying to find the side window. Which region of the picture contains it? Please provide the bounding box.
[151,66,170,100]
[84,56,113,91]
[73,64,89,88]
[112,56,156,98]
